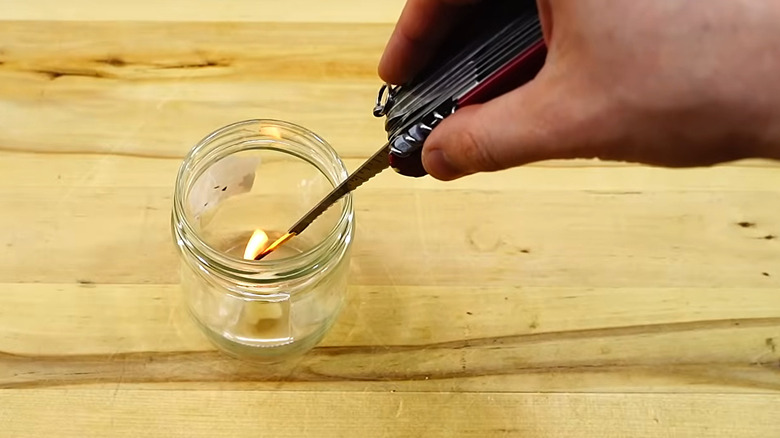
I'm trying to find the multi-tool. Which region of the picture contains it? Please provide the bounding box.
[257,0,546,259]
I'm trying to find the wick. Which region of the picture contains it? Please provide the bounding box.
[254,232,296,261]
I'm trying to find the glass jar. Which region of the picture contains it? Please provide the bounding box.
[171,119,354,361]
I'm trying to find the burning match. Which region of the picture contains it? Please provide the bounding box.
[243,229,296,261]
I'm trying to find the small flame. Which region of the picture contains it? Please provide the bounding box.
[243,229,270,260]
[254,233,295,261]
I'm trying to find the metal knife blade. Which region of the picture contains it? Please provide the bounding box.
[287,142,391,235]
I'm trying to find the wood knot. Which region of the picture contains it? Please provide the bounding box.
[97,57,127,67]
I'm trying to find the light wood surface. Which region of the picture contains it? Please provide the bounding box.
[1,2,779,436]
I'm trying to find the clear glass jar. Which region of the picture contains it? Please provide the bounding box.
[171,120,354,361]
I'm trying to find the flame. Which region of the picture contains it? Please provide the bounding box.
[243,229,270,260]
[254,233,295,260]
[260,126,282,139]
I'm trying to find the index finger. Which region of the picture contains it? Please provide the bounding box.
[379,0,483,84]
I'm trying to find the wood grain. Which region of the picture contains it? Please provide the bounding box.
[2,166,779,286]
[2,391,778,438]
[1,2,779,435]
[0,0,406,23]
[2,283,779,393]
[0,21,391,158]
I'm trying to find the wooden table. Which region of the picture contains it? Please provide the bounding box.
[1,1,779,436]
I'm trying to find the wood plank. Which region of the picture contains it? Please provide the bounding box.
[1,181,779,286]
[2,284,778,392]
[0,0,406,23]
[3,284,780,352]
[4,0,780,435]
[0,21,390,159]
[1,391,778,437]
[3,152,780,191]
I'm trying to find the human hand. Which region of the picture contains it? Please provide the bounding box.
[379,0,780,180]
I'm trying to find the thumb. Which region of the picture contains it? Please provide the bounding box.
[421,73,610,180]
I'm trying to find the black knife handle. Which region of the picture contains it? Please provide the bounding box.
[389,100,457,177]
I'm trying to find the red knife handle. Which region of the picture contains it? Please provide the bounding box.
[458,40,547,107]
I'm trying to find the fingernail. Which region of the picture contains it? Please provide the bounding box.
[423,149,461,181]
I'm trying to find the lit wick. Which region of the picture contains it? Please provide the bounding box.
[243,229,296,261]
[254,232,295,261]
[243,229,270,260]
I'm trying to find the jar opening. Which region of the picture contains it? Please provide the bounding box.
[172,120,354,280]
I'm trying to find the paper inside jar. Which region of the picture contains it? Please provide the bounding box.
[185,147,345,261]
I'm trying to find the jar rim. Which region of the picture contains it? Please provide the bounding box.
[172,119,354,283]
